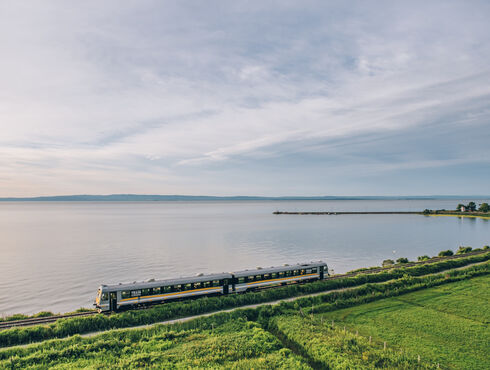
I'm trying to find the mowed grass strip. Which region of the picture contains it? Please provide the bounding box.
[322,275,490,369]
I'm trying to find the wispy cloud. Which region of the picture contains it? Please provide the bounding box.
[1,1,489,196]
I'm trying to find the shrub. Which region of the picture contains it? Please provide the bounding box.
[438,250,453,257]
[396,258,409,264]
[456,246,472,254]
[33,311,54,318]
[382,259,394,267]
[417,255,430,261]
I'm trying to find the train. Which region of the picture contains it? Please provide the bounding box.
[94,261,328,312]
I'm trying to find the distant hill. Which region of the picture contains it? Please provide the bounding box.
[0,194,488,201]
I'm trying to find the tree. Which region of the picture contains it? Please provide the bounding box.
[478,203,489,213]
[423,209,431,214]
[438,250,454,257]
[417,255,430,261]
[382,259,394,267]
[467,202,477,212]
[456,203,465,211]
[396,257,409,264]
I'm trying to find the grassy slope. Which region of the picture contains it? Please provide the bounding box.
[0,319,310,369]
[1,267,487,369]
[322,275,489,369]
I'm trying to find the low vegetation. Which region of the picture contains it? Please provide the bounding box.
[321,275,489,369]
[1,262,487,368]
[270,316,435,368]
[0,317,309,368]
[1,253,487,348]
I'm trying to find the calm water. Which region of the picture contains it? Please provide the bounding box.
[1,199,489,316]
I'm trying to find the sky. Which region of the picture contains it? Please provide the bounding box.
[1,1,489,197]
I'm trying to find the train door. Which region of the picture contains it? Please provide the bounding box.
[223,280,229,294]
[109,292,117,311]
[319,266,324,279]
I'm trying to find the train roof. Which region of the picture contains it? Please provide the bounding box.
[232,261,327,278]
[102,272,233,291]
[99,260,328,291]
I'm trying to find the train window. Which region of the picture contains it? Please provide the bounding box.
[312,268,318,273]
[306,269,312,274]
[271,273,278,279]
[162,286,171,293]
[263,273,271,280]
[141,288,151,296]
[213,280,220,287]
[121,291,130,299]
[131,290,141,297]
[301,269,306,275]
[203,281,210,288]
[153,287,161,294]
[254,275,260,281]
[184,283,192,291]
[238,277,245,284]
[101,292,109,300]
[194,282,202,289]
[278,272,285,277]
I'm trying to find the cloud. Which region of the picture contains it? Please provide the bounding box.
[0,1,489,196]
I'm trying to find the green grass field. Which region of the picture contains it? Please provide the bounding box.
[1,265,488,369]
[320,275,489,369]
[0,319,310,369]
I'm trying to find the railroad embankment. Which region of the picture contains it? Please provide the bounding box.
[0,251,488,349]
[0,262,488,368]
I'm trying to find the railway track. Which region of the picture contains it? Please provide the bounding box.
[1,249,487,331]
[0,311,100,330]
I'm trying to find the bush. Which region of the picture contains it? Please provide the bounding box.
[382,259,394,267]
[33,311,54,318]
[438,250,454,257]
[396,258,409,264]
[417,255,430,261]
[456,246,472,255]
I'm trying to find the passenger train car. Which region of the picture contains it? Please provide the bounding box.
[95,261,328,312]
